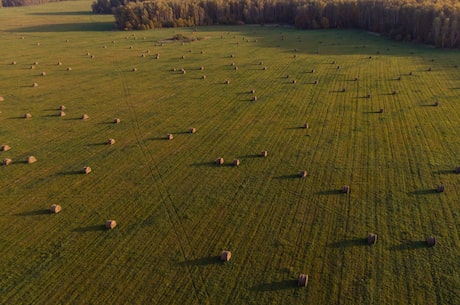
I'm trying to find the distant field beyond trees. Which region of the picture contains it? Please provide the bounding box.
[91,0,460,48]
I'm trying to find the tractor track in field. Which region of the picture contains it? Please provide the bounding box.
[113,57,211,305]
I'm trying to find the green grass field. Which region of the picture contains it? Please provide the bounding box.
[1,1,460,304]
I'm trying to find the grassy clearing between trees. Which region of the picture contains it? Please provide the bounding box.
[1,1,460,304]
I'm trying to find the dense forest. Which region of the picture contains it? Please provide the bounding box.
[91,0,460,48]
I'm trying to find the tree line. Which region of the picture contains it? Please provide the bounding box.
[94,0,460,48]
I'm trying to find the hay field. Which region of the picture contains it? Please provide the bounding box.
[1,1,460,304]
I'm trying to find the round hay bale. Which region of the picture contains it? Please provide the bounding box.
[57,61,62,65]
[30,65,35,70]
[379,108,384,113]
[34,61,39,65]
[299,170,307,178]
[182,70,186,75]
[230,62,235,66]
[202,75,206,79]
[261,150,268,157]
[259,61,264,65]
[86,52,91,56]
[106,220,117,229]
[27,156,37,164]
[367,233,377,245]
[41,72,46,76]
[181,55,185,59]
[434,101,439,107]
[427,236,436,247]
[392,90,397,95]
[230,54,235,58]
[50,204,62,214]
[58,111,66,117]
[293,54,297,58]
[200,66,204,70]
[332,60,336,64]
[286,75,290,79]
[337,65,341,70]
[409,71,413,76]
[114,118,121,124]
[155,54,160,59]
[201,50,204,54]
[36,42,40,46]
[303,123,309,129]
[67,67,72,71]
[455,167,460,174]
[0,96,4,102]
[311,69,315,73]
[82,166,91,174]
[103,45,107,49]
[59,105,66,111]
[298,274,308,287]
[216,157,224,165]
[12,60,16,65]
[141,54,145,58]
[341,88,346,92]
[189,127,196,134]
[428,67,432,71]
[343,185,350,194]
[234,66,238,70]
[24,113,32,119]
[3,158,12,166]
[252,96,257,101]
[32,82,38,87]
[129,45,133,49]
[367,94,372,99]
[354,77,358,81]
[1,144,11,152]
[437,184,444,193]
[262,66,267,70]
[171,68,176,72]
[233,159,240,166]
[250,89,256,94]
[166,134,174,140]
[225,80,230,85]
[132,67,137,72]
[313,80,319,85]
[107,138,115,145]
[91,55,95,58]
[220,250,231,261]
[81,114,89,120]
[292,80,297,84]
[397,76,401,80]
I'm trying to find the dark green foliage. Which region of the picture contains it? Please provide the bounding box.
[108,0,460,48]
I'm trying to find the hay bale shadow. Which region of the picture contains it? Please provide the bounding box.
[150,136,169,141]
[179,256,220,266]
[7,116,27,120]
[57,170,85,175]
[328,238,367,248]
[316,189,343,195]
[87,142,107,146]
[275,174,303,180]
[73,225,107,233]
[15,209,50,216]
[390,240,427,250]
[408,189,438,195]
[285,127,305,130]
[251,280,297,292]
